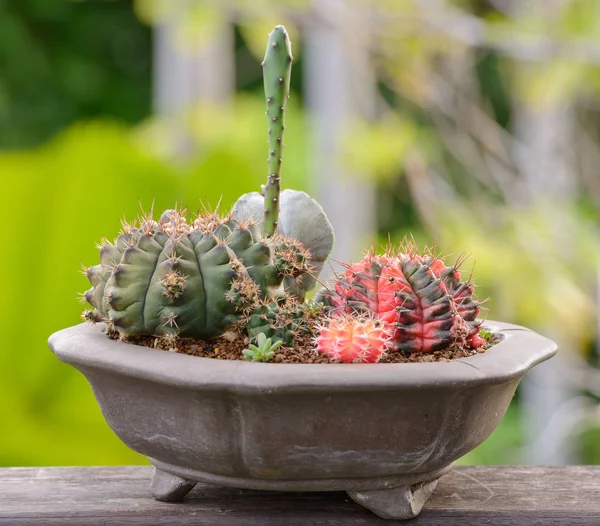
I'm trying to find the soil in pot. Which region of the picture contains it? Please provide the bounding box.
[105,316,499,364]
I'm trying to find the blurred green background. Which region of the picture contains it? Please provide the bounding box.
[2,0,600,467]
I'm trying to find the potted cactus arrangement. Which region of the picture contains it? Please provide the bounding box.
[49,26,557,520]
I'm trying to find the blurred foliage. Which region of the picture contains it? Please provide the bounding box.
[0,0,151,148]
[580,426,600,464]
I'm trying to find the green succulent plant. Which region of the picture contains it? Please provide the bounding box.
[479,328,495,342]
[242,332,283,362]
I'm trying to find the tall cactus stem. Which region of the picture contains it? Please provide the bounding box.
[262,25,293,237]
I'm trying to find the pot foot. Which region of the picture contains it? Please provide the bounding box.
[151,468,197,502]
[347,479,438,520]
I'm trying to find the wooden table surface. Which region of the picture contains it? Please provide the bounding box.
[0,465,598,525]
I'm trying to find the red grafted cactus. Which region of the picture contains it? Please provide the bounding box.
[316,316,390,363]
[319,248,481,353]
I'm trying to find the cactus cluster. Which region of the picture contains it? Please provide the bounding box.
[79,25,336,357]
[316,245,482,356]
[78,24,488,364]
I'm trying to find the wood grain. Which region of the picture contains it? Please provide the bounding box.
[0,466,598,525]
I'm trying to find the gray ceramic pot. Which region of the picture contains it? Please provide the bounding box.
[48,321,556,520]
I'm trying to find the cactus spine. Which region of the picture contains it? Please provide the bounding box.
[262,25,293,237]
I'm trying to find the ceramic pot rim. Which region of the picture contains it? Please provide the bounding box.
[48,321,557,392]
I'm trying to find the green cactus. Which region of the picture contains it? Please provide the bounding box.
[262,25,293,237]
[83,209,310,340]
[245,297,312,348]
[231,190,334,301]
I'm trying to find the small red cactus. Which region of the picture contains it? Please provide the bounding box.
[316,316,390,363]
[319,247,481,354]
[470,333,485,349]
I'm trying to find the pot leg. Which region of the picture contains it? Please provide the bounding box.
[151,467,197,502]
[347,479,438,520]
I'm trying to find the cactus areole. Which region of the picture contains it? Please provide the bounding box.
[262,25,293,237]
